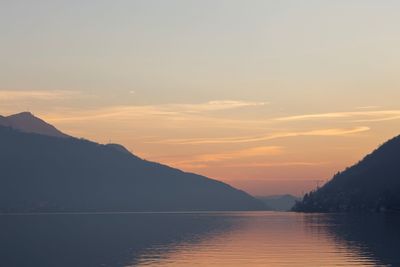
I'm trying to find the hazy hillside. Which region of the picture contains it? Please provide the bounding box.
[293,135,400,212]
[0,124,265,213]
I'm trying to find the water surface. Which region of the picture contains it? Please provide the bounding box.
[0,212,399,266]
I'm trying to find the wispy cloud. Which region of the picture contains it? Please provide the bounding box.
[352,115,400,123]
[163,146,283,169]
[178,100,267,113]
[195,146,283,162]
[151,127,370,145]
[276,110,400,122]
[355,106,381,110]
[164,155,329,170]
[222,161,329,168]
[46,100,267,123]
[0,90,80,101]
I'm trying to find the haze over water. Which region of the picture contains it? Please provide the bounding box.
[2,212,399,267]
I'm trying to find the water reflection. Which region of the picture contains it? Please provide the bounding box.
[0,212,399,266]
[314,213,400,267]
[0,212,234,267]
[135,212,386,266]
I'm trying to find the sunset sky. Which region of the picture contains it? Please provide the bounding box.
[2,1,400,195]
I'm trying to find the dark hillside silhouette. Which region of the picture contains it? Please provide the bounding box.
[0,124,265,212]
[293,135,400,212]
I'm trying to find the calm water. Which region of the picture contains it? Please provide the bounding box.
[1,212,399,267]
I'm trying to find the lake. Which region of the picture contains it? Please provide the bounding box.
[1,212,399,266]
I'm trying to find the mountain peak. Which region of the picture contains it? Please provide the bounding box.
[10,111,35,118]
[0,111,69,138]
[7,112,45,124]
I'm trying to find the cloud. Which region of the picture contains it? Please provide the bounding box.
[45,100,267,123]
[355,106,381,110]
[352,115,400,123]
[162,149,330,170]
[222,161,329,168]
[151,127,370,145]
[0,90,80,101]
[276,110,400,122]
[195,146,283,162]
[171,161,328,170]
[179,100,267,112]
[163,146,283,169]
[141,100,267,114]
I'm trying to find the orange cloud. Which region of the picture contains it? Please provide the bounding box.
[44,100,267,124]
[276,110,400,122]
[151,127,370,145]
[0,90,80,101]
[222,161,329,168]
[162,146,283,169]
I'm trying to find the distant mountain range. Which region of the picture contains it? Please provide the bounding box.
[293,135,400,212]
[0,112,265,213]
[257,195,301,211]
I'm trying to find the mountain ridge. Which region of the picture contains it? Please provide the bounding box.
[0,116,265,212]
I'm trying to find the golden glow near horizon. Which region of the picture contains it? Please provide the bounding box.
[1,1,400,195]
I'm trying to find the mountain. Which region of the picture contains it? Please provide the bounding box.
[0,119,265,213]
[293,135,400,213]
[257,194,301,211]
[0,112,69,138]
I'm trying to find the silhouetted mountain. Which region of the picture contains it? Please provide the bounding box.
[0,124,265,213]
[257,194,301,211]
[293,135,400,212]
[0,112,69,138]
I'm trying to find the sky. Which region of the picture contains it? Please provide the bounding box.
[1,0,400,196]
